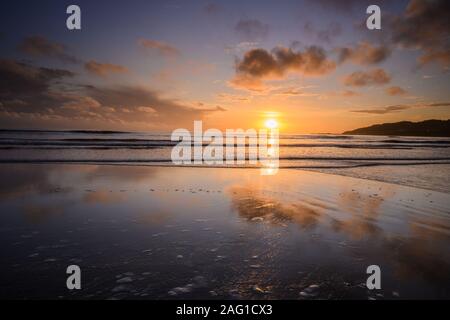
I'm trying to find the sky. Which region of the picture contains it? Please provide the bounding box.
[0,0,449,133]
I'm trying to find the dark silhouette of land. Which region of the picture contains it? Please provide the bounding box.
[343,119,450,137]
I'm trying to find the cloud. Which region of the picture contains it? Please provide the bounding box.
[351,101,450,114]
[80,85,222,127]
[215,105,227,111]
[0,59,221,130]
[61,96,102,110]
[18,35,79,64]
[343,68,391,87]
[231,46,336,91]
[386,86,407,96]
[417,50,450,68]
[274,87,319,97]
[138,39,180,57]
[217,93,251,103]
[352,105,410,114]
[336,42,391,65]
[235,19,269,41]
[84,60,129,77]
[427,102,450,107]
[390,0,450,68]
[0,59,74,113]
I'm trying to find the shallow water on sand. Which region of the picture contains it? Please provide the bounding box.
[2,130,450,193]
[0,164,449,299]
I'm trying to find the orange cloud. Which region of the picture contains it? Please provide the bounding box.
[336,42,391,65]
[386,86,407,96]
[343,68,391,87]
[84,61,129,77]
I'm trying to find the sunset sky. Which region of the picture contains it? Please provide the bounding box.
[0,0,449,133]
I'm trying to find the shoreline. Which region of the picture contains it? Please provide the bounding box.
[0,160,448,194]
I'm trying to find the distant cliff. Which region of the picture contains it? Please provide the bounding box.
[343,119,450,137]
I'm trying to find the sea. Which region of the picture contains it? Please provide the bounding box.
[1,129,449,193]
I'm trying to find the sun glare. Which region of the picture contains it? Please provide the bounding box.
[265,119,278,129]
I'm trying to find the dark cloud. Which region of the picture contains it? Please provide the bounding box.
[427,102,450,107]
[385,86,407,96]
[231,46,336,91]
[138,39,180,57]
[352,105,409,114]
[343,68,391,87]
[235,19,269,41]
[351,101,450,114]
[0,59,220,130]
[17,36,131,78]
[18,35,79,64]
[84,60,129,77]
[0,59,75,114]
[336,42,391,65]
[215,106,227,112]
[80,85,222,127]
[390,0,450,68]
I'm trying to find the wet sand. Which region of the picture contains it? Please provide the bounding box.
[0,164,449,299]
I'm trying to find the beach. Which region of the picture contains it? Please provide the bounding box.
[1,0,450,306]
[0,164,449,299]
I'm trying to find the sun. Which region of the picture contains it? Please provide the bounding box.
[265,119,278,129]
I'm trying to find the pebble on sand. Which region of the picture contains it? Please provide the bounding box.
[116,276,133,284]
[300,284,320,298]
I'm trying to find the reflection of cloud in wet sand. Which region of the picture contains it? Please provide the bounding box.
[139,211,173,225]
[22,204,64,224]
[0,165,71,200]
[83,190,126,204]
[84,165,159,184]
[332,186,396,239]
[383,235,450,289]
[229,186,321,230]
[228,183,395,236]
[228,179,450,296]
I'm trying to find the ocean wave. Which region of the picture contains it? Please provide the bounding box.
[0,159,449,170]
[0,140,449,149]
